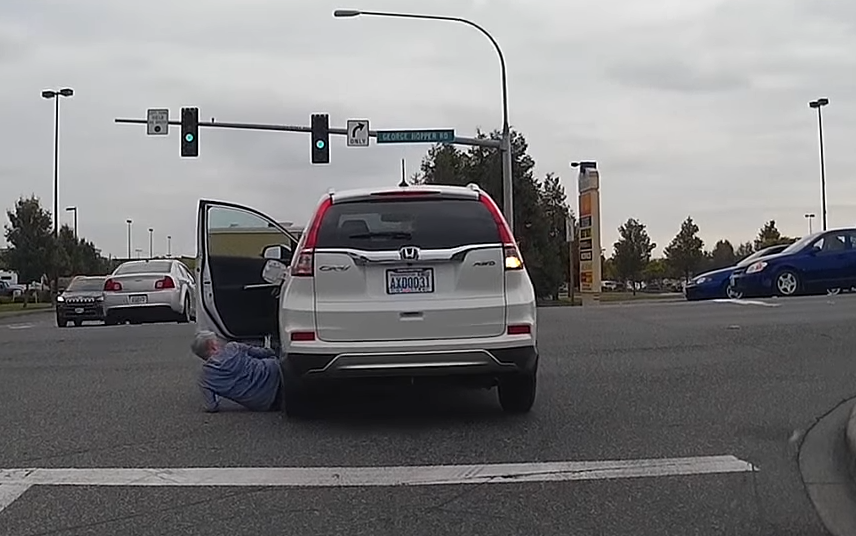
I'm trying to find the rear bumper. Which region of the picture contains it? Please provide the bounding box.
[103,290,182,316]
[286,345,537,379]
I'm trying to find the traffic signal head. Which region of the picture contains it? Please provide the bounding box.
[181,107,199,157]
[311,113,329,164]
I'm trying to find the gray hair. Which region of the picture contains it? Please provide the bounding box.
[191,330,220,358]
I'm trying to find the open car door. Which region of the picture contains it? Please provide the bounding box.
[196,200,298,346]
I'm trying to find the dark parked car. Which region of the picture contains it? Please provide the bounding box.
[730,228,856,298]
[684,244,788,301]
[56,276,106,327]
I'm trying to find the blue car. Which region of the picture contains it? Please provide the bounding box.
[684,244,788,301]
[730,228,856,298]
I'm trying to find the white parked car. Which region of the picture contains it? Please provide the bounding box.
[196,184,539,418]
[103,259,197,325]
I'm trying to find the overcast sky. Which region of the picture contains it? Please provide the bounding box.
[1,0,854,258]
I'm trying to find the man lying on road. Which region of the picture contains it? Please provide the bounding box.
[191,330,282,413]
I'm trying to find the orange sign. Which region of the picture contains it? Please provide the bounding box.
[579,192,592,217]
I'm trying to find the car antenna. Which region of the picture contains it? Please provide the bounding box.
[398,158,408,187]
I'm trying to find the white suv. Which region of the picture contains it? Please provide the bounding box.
[196,184,538,417]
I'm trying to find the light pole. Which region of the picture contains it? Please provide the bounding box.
[804,213,816,234]
[135,248,143,259]
[126,219,133,259]
[148,228,154,259]
[167,235,172,258]
[42,87,73,297]
[809,98,829,231]
[333,8,515,232]
[65,206,78,238]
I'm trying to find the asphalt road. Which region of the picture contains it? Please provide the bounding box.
[2,294,856,535]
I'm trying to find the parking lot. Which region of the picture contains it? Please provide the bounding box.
[2,294,855,535]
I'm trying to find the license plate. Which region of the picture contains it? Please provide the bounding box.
[129,295,148,304]
[386,268,434,295]
[74,308,84,314]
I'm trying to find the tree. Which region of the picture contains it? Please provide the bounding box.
[3,196,54,288]
[708,239,736,270]
[643,258,669,281]
[56,225,111,277]
[754,220,795,251]
[418,129,570,299]
[664,216,705,281]
[612,218,656,293]
[735,241,754,259]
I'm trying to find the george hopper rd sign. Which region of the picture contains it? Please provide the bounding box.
[376,129,455,144]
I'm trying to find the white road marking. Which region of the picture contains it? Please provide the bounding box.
[713,298,780,307]
[4,323,33,330]
[0,455,756,511]
[0,484,31,512]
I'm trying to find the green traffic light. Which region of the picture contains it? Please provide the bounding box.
[316,140,325,149]
[185,133,194,142]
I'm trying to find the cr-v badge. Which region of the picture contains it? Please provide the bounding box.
[319,265,350,272]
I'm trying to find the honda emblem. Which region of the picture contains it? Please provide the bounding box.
[399,246,420,261]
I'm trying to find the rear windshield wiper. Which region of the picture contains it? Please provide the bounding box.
[348,231,412,240]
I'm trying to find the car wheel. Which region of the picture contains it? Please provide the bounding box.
[827,287,841,296]
[726,284,743,299]
[178,295,191,324]
[774,270,800,297]
[56,317,68,328]
[498,370,537,414]
[280,361,312,419]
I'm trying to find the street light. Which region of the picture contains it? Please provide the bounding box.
[804,213,816,234]
[65,206,78,238]
[125,219,133,259]
[167,235,172,258]
[148,228,154,259]
[334,8,515,232]
[808,98,829,231]
[134,248,143,259]
[42,87,73,297]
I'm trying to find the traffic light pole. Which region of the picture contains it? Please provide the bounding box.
[114,117,501,149]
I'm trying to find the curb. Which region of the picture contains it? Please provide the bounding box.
[848,403,856,480]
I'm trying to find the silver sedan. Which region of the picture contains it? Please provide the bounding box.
[103,259,196,325]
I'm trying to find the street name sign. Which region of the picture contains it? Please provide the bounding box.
[347,119,369,147]
[376,129,455,144]
[146,108,169,136]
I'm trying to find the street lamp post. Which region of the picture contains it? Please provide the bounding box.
[135,248,142,259]
[808,98,829,231]
[333,8,515,232]
[65,206,78,238]
[125,219,133,259]
[804,213,816,234]
[148,228,154,259]
[167,235,172,258]
[42,87,73,298]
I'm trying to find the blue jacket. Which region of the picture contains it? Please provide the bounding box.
[198,342,281,412]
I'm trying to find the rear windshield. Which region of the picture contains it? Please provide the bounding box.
[114,261,172,275]
[315,198,501,251]
[67,278,104,291]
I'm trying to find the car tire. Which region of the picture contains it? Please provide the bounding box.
[56,317,68,328]
[725,283,743,299]
[498,370,537,414]
[280,361,312,419]
[178,295,191,324]
[774,269,801,297]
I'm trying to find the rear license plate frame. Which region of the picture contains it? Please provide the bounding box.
[128,294,148,305]
[386,268,434,295]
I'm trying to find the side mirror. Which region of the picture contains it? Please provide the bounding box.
[262,245,293,264]
[262,259,288,284]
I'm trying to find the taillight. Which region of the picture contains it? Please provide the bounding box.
[104,278,122,291]
[507,324,532,335]
[479,193,524,270]
[290,331,316,341]
[370,190,440,198]
[155,276,175,289]
[292,196,333,277]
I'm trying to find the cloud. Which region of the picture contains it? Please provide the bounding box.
[2,0,855,258]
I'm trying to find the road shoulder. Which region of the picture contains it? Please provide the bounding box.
[799,396,856,536]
